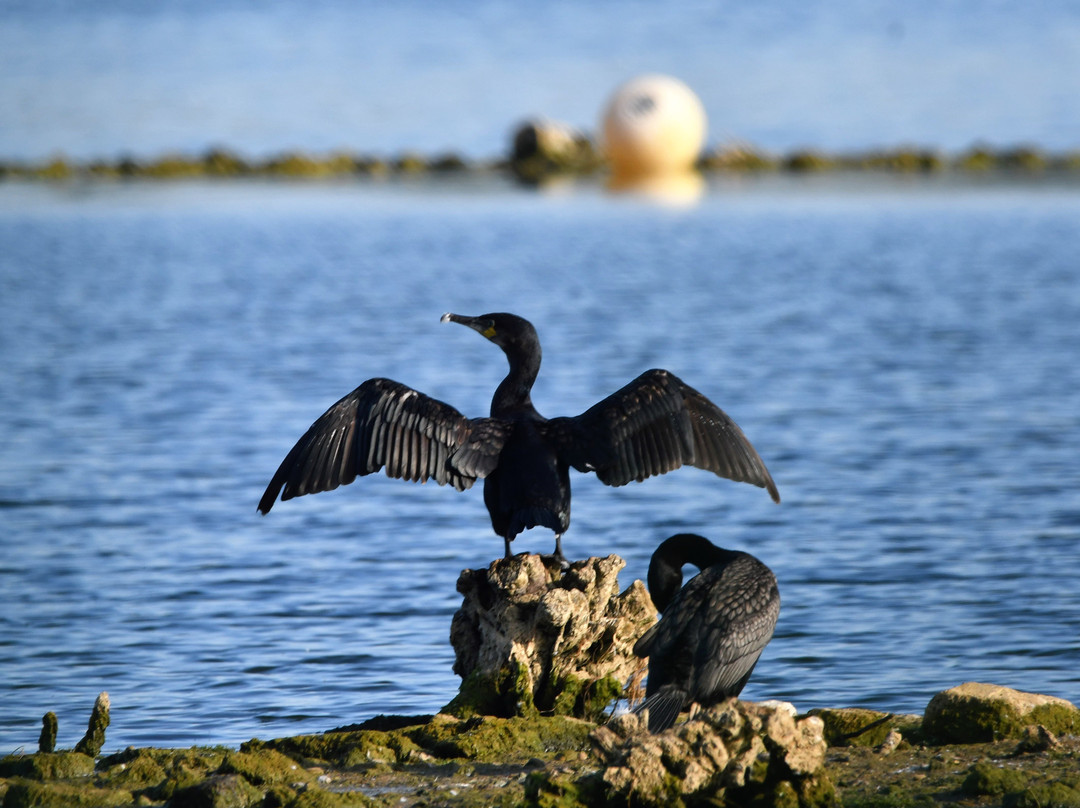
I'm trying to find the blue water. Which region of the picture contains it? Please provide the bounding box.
[2,175,1079,753]
[3,1,1080,161]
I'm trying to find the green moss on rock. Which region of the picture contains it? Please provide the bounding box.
[2,751,97,782]
[2,779,133,808]
[250,713,592,772]
[444,662,537,719]
[796,773,839,808]
[135,747,230,801]
[410,715,592,763]
[962,762,1031,796]
[924,683,1080,744]
[38,712,58,754]
[244,732,372,769]
[220,748,314,786]
[808,709,922,748]
[1005,781,1080,808]
[168,772,263,808]
[0,751,96,780]
[285,788,379,807]
[538,672,622,722]
[74,692,111,758]
[525,769,604,808]
[97,750,167,790]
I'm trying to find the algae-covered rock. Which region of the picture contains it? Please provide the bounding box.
[412,714,593,763]
[38,712,58,754]
[576,699,834,808]
[168,772,263,808]
[97,749,168,790]
[447,554,656,720]
[285,789,379,807]
[961,762,1031,796]
[116,747,230,802]
[808,707,923,748]
[250,713,592,770]
[1007,781,1080,808]
[244,727,419,769]
[1,779,133,808]
[0,751,95,780]
[74,692,110,757]
[1015,723,1062,754]
[924,683,1080,744]
[219,749,315,787]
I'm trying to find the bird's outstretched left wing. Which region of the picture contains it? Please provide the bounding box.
[258,377,506,514]
[546,369,780,501]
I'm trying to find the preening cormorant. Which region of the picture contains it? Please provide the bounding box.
[633,533,780,733]
[258,313,780,562]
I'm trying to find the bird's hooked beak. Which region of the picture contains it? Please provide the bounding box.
[442,312,497,339]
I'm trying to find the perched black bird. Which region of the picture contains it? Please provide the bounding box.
[633,533,780,732]
[258,313,779,562]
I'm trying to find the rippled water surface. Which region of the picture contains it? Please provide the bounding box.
[2,177,1079,752]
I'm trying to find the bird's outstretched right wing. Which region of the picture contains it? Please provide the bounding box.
[258,378,507,513]
[546,369,779,501]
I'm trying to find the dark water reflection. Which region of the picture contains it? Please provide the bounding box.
[1,178,1078,750]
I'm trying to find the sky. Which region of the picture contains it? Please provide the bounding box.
[1,0,1079,161]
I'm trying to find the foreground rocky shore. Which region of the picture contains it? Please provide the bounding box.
[5,556,1077,807]
[3,682,1079,808]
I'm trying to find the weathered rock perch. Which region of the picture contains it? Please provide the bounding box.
[446,553,656,721]
[529,699,836,807]
[923,681,1080,743]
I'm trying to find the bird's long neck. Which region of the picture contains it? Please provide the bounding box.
[648,533,732,612]
[491,340,541,416]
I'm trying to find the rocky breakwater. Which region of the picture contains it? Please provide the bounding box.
[445,553,655,721]
[573,700,833,807]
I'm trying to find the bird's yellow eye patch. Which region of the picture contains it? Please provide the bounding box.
[483,325,497,338]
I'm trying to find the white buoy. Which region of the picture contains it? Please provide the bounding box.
[601,74,707,182]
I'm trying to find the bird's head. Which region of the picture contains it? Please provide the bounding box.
[441,312,539,356]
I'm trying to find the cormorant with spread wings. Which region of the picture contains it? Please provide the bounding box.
[258,313,779,562]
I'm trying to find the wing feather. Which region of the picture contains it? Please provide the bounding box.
[546,368,779,500]
[258,377,508,513]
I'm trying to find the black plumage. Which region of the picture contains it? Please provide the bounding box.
[258,313,780,561]
[633,533,780,733]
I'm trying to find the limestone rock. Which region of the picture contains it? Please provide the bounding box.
[74,692,110,758]
[590,699,835,807]
[924,682,1080,744]
[446,554,656,720]
[876,729,903,755]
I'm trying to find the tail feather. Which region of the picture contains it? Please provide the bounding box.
[633,686,688,733]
